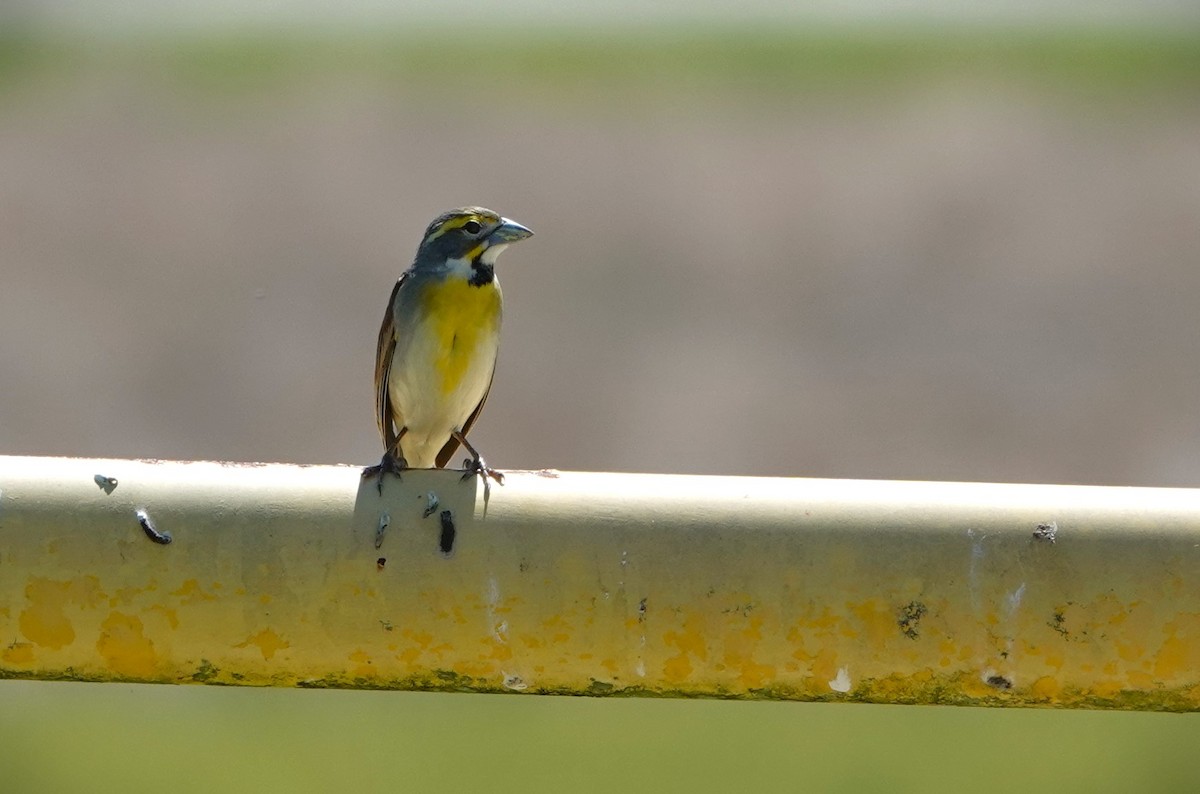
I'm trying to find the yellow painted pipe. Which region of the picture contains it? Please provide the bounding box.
[2,455,1199,710]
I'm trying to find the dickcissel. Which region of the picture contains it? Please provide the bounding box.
[364,207,533,491]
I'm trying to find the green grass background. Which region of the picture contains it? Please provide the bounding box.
[3,27,1199,100]
[3,681,1200,792]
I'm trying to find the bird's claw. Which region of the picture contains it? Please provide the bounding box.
[363,454,407,494]
[461,455,504,485]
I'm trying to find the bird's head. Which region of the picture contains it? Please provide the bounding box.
[414,207,533,269]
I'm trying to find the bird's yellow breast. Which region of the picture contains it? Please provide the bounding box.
[419,277,502,396]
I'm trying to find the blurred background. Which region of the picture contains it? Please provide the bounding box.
[2,1,1199,791]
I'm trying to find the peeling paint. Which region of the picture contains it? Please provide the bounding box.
[18,576,106,649]
[3,642,35,664]
[235,629,290,661]
[147,604,179,629]
[96,611,157,677]
[348,649,376,678]
[171,579,218,604]
[19,579,76,649]
[662,617,708,683]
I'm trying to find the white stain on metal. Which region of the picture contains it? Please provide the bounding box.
[1005,582,1027,616]
[486,575,507,642]
[967,528,988,610]
[980,668,1014,688]
[635,660,646,678]
[502,672,527,691]
[374,512,390,550]
[829,667,852,693]
[422,491,440,518]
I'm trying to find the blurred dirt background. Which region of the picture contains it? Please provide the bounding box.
[1,43,1198,486]
[2,22,1200,794]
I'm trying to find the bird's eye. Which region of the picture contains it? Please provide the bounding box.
[463,220,482,234]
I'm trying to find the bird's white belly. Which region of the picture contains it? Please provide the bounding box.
[388,316,499,468]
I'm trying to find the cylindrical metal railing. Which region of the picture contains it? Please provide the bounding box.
[1,455,1198,711]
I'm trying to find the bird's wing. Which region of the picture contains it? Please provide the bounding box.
[374,274,407,456]
[435,363,496,468]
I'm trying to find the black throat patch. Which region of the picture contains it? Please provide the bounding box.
[469,260,494,287]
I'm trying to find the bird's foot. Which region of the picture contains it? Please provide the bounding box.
[461,455,504,485]
[363,453,408,494]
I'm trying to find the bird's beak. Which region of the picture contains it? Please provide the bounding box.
[488,217,534,244]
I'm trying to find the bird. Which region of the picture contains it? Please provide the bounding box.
[363,207,533,492]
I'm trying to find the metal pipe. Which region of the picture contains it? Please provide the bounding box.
[2,455,1198,710]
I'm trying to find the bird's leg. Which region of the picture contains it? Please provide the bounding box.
[452,430,504,485]
[362,428,408,494]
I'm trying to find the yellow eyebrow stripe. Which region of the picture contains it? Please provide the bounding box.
[425,214,482,243]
